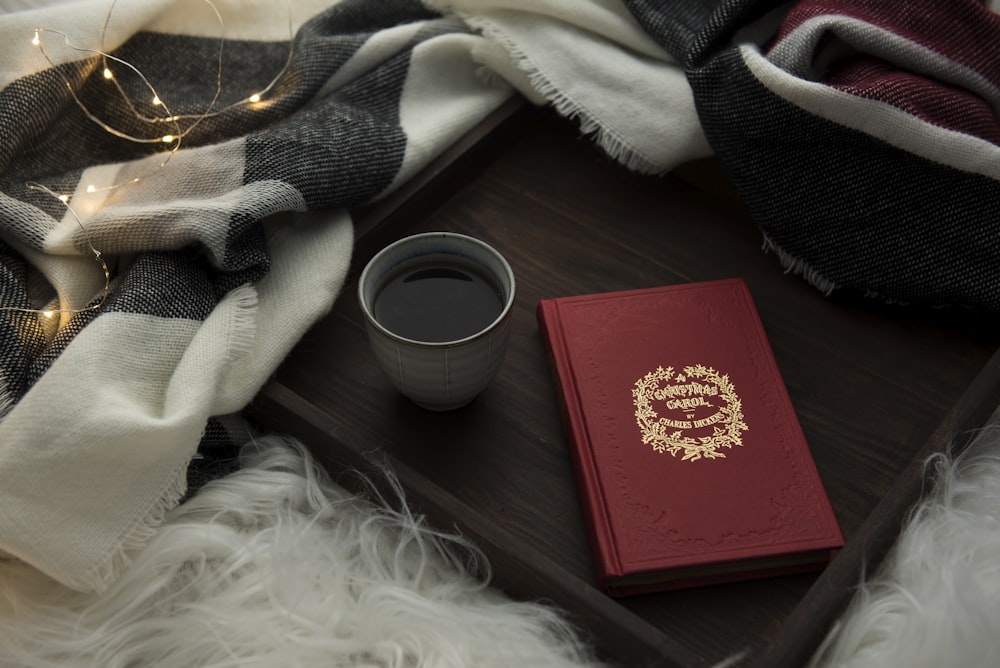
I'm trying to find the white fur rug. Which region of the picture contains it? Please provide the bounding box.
[3,422,1000,668]
[0,436,602,668]
[811,419,1000,668]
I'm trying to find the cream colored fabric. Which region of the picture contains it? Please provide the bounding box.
[425,0,711,172]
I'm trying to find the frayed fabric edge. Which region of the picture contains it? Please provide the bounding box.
[77,457,190,594]
[222,283,260,365]
[456,14,664,175]
[761,234,838,296]
[80,285,258,591]
[78,285,259,592]
[0,382,13,422]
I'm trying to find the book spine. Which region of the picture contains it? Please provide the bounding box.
[537,300,621,590]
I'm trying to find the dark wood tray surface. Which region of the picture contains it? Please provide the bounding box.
[248,101,1000,667]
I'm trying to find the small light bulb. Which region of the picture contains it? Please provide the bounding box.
[152,96,161,106]
[248,93,261,103]
[103,68,113,79]
[31,31,40,46]
[42,310,54,318]
[58,194,69,203]
[86,185,96,193]
[161,134,175,143]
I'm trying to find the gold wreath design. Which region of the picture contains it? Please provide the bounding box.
[632,364,748,461]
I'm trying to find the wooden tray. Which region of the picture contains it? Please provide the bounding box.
[247,99,1000,667]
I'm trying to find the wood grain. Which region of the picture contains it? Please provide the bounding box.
[247,106,999,667]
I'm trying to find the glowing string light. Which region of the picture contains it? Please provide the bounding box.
[0,183,111,319]
[6,0,295,320]
[94,0,293,131]
[28,0,294,199]
[31,28,184,156]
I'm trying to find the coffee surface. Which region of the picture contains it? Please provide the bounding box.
[373,258,504,343]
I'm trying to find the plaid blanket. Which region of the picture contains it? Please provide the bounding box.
[1,0,997,593]
[0,0,512,591]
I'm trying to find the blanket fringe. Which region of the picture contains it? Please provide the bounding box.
[0,383,13,422]
[77,283,258,591]
[761,234,838,296]
[0,435,603,667]
[222,283,259,364]
[78,458,190,594]
[458,15,663,175]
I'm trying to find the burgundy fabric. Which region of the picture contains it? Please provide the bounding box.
[774,0,1000,145]
[625,0,1000,314]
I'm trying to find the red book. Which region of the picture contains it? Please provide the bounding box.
[537,278,843,597]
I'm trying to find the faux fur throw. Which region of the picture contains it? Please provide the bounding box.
[2,425,999,667]
[0,435,603,668]
[809,420,1000,668]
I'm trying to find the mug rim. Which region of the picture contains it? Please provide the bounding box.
[358,231,516,348]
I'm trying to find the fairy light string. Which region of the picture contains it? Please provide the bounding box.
[0,0,295,321]
[5,183,111,319]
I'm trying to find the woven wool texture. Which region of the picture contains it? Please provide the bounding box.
[0,0,512,592]
[624,0,1000,311]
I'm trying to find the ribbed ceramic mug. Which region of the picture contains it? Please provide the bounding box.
[358,232,515,411]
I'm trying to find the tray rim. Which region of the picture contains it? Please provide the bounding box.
[249,99,1000,666]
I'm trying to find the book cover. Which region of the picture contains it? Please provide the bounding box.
[537,278,844,596]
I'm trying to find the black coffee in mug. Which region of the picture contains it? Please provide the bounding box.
[373,254,505,343]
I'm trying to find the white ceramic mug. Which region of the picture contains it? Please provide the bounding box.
[358,232,515,411]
